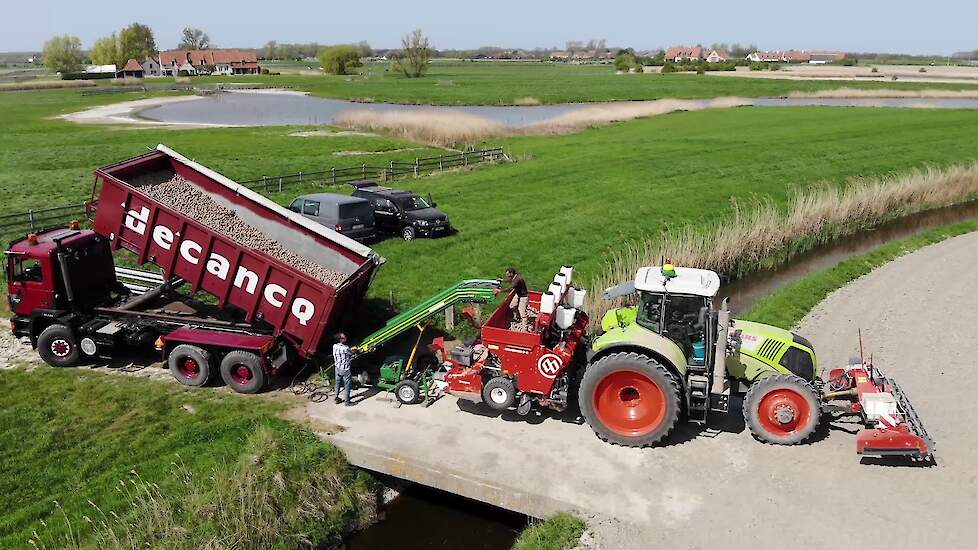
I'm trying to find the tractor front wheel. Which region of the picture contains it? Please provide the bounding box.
[395,379,421,405]
[744,374,820,445]
[579,352,681,447]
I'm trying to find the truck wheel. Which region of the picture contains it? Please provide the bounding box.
[402,226,416,241]
[37,324,81,368]
[220,351,267,394]
[743,374,820,445]
[482,376,516,410]
[168,345,212,387]
[395,379,421,405]
[579,352,680,447]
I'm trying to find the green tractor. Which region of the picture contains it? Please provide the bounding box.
[582,264,821,447]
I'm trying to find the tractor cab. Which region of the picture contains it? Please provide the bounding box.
[6,228,117,325]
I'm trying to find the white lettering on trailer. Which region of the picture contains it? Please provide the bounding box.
[264,283,287,307]
[152,225,174,250]
[292,298,315,326]
[234,266,259,294]
[179,240,202,265]
[206,253,230,279]
[125,206,149,235]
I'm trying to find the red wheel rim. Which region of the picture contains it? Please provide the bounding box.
[51,339,71,358]
[231,364,253,385]
[757,388,812,436]
[178,358,200,379]
[593,370,666,437]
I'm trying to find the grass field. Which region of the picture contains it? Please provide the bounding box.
[0,367,375,548]
[174,62,978,105]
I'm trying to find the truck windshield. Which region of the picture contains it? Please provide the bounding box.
[10,257,43,283]
[397,196,430,211]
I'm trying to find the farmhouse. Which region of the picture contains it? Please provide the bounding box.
[116,59,144,78]
[141,57,163,77]
[158,49,261,76]
[808,51,847,64]
[665,46,704,62]
[549,50,572,59]
[704,49,731,63]
[746,51,784,62]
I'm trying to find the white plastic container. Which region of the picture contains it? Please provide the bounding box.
[559,265,573,285]
[548,282,563,301]
[555,306,576,330]
[554,273,568,295]
[540,292,556,314]
[566,287,587,309]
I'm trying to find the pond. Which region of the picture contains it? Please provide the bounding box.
[136,91,978,128]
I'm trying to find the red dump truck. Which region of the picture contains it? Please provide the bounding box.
[5,145,382,393]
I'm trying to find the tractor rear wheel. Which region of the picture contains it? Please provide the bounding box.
[168,345,212,387]
[744,374,820,445]
[579,352,681,447]
[395,379,421,405]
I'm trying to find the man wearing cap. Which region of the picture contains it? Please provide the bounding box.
[496,267,528,322]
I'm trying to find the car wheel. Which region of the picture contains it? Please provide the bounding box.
[402,226,416,241]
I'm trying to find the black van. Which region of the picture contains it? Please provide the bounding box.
[289,193,377,242]
[350,181,452,241]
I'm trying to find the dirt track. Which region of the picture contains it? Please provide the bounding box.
[307,231,978,550]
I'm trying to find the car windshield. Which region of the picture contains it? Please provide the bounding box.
[397,195,430,211]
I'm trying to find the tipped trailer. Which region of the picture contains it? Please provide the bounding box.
[5,145,382,393]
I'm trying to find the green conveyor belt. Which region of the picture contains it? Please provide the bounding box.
[354,279,500,354]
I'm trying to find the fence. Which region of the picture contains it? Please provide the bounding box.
[237,148,505,194]
[0,148,506,238]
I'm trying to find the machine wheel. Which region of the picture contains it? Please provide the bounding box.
[219,351,267,394]
[743,374,820,445]
[402,226,416,241]
[395,379,422,405]
[168,345,213,387]
[37,324,81,368]
[579,352,681,447]
[482,376,517,410]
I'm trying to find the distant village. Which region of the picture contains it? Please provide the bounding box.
[80,49,260,78]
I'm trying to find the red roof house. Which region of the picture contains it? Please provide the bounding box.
[159,49,260,75]
[665,46,704,62]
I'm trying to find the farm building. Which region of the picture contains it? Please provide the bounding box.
[116,59,144,79]
[746,51,784,62]
[158,49,260,76]
[704,49,731,63]
[808,51,847,64]
[665,46,704,62]
[141,56,163,77]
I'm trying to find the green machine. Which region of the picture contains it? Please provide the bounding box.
[340,279,499,405]
[580,264,821,448]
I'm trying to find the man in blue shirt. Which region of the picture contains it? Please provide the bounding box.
[332,332,353,406]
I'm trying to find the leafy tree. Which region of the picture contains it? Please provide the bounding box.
[391,29,431,78]
[119,23,156,64]
[356,41,372,58]
[43,34,83,73]
[263,40,278,59]
[318,45,362,75]
[614,52,638,72]
[90,34,119,66]
[178,27,211,50]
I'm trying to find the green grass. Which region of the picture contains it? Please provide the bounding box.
[513,512,586,550]
[741,219,978,329]
[186,61,978,105]
[0,367,374,548]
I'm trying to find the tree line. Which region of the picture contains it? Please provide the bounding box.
[42,24,214,73]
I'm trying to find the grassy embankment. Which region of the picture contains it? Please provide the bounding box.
[741,217,978,329]
[0,367,375,548]
[513,513,586,550]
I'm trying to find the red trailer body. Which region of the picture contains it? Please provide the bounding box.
[91,145,381,358]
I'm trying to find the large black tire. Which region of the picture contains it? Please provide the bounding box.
[743,374,821,445]
[37,324,81,368]
[401,226,416,241]
[394,379,421,405]
[219,350,268,394]
[168,344,212,387]
[579,352,681,447]
[482,376,517,410]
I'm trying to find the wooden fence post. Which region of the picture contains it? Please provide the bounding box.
[331,167,336,185]
[463,151,468,167]
[278,177,283,193]
[298,171,302,183]
[28,209,35,232]
[362,164,366,179]
[414,159,420,177]
[439,159,444,171]
[445,305,455,331]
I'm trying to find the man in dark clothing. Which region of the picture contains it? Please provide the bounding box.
[496,267,529,321]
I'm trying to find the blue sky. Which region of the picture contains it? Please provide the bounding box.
[7,0,976,54]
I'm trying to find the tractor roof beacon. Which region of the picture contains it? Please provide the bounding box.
[582,265,935,461]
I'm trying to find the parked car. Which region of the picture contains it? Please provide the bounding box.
[350,181,452,241]
[289,193,376,242]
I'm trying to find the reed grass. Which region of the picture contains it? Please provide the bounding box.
[514,96,542,106]
[0,80,95,92]
[336,98,747,147]
[788,88,978,99]
[109,77,144,86]
[587,163,978,324]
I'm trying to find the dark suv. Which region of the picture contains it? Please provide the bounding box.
[351,181,452,241]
